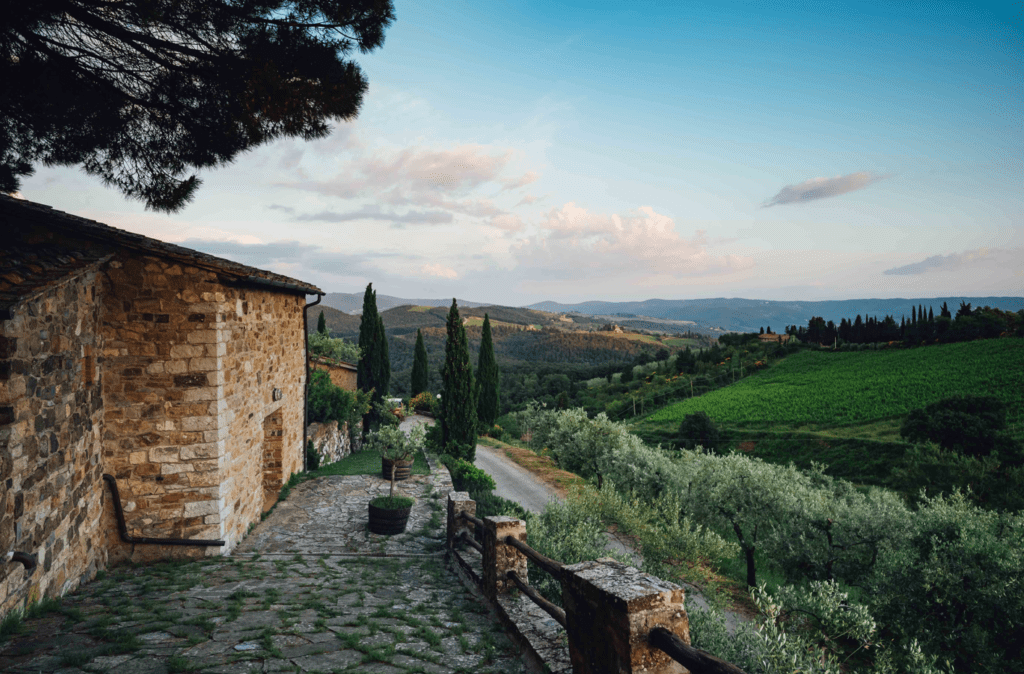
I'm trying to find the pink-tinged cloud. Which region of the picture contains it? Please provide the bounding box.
[513,203,754,278]
[514,193,544,208]
[499,171,540,192]
[278,143,536,226]
[764,172,885,207]
[420,263,459,279]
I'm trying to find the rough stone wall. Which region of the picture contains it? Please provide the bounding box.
[306,421,352,466]
[98,255,306,561]
[0,269,107,615]
[219,287,306,542]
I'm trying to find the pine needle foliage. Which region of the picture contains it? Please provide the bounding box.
[1,0,395,211]
[357,283,389,431]
[441,299,477,460]
[476,314,500,426]
[411,328,429,397]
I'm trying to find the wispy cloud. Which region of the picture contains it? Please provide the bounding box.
[513,203,754,279]
[293,205,452,225]
[884,247,1023,275]
[764,172,885,207]
[499,171,539,192]
[420,263,459,279]
[514,193,545,208]
[278,143,535,228]
[177,239,407,277]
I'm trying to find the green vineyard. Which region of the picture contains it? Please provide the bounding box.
[647,338,1024,428]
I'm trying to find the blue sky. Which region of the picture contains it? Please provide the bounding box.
[18,0,1023,304]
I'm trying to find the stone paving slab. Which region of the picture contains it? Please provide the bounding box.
[0,468,529,674]
[235,465,453,559]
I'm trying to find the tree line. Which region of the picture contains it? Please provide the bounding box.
[778,301,1024,346]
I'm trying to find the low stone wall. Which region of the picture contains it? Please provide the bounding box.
[306,421,352,466]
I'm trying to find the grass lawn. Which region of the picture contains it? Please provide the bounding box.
[315,449,431,477]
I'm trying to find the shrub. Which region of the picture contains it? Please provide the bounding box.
[447,458,496,494]
[308,332,361,363]
[676,411,721,451]
[307,371,371,437]
[523,496,629,606]
[369,495,414,510]
[409,391,437,415]
[474,491,529,520]
[889,443,1024,511]
[871,492,1024,673]
[305,439,320,471]
[900,394,1018,458]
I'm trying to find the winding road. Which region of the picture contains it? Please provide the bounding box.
[473,442,559,513]
[400,414,746,630]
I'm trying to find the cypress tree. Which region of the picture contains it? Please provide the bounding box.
[357,284,389,432]
[411,329,429,396]
[357,284,379,395]
[316,309,328,335]
[476,314,500,427]
[375,314,390,398]
[441,299,477,460]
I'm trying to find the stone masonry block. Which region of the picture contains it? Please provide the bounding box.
[483,516,528,600]
[149,447,180,463]
[180,444,220,460]
[186,330,218,344]
[183,500,218,518]
[447,492,475,552]
[562,558,689,674]
[170,344,203,359]
[188,358,217,372]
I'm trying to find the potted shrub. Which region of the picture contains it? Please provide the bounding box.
[368,425,417,481]
[365,426,424,534]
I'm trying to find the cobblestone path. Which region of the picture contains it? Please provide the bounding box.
[0,468,528,673]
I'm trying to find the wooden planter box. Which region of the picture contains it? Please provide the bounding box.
[381,458,413,481]
[368,502,413,535]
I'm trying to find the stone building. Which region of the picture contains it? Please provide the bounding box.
[757,332,790,344]
[309,356,357,391]
[0,196,322,616]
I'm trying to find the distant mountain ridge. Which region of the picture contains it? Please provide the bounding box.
[320,292,488,314]
[317,292,1024,334]
[526,297,1024,333]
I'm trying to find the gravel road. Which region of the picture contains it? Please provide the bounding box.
[473,442,559,514]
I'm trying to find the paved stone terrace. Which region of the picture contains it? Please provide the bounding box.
[0,467,529,673]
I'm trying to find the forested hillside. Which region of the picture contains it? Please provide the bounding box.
[386,325,668,408]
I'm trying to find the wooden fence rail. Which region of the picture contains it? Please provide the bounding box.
[446,491,747,674]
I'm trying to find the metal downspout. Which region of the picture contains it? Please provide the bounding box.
[302,294,323,472]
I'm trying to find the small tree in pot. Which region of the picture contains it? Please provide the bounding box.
[365,425,425,534]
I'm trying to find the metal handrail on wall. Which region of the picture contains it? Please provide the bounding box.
[103,474,225,547]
